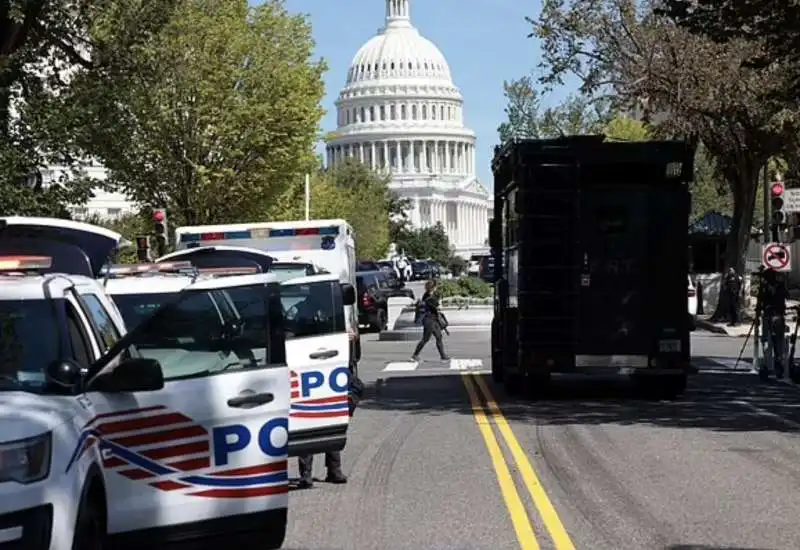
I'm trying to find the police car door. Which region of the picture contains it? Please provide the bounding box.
[78,274,290,539]
[280,274,351,456]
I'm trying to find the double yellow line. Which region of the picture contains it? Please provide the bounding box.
[461,373,576,550]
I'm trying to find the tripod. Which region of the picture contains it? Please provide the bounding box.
[733,307,759,372]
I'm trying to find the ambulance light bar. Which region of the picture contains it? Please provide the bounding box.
[0,256,53,271]
[179,225,339,243]
[197,266,259,276]
[106,261,194,275]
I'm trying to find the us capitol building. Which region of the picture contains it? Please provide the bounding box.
[325,0,491,258]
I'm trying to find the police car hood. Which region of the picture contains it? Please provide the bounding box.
[0,391,73,442]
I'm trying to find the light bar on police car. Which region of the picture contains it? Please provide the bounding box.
[179,225,339,242]
[196,266,259,275]
[106,261,193,275]
[0,255,53,270]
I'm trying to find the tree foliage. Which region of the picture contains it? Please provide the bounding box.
[661,0,800,100]
[62,0,325,226]
[394,223,452,264]
[269,158,393,260]
[498,77,610,142]
[1,0,180,215]
[531,0,798,291]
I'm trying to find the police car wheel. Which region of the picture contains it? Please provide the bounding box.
[72,494,105,550]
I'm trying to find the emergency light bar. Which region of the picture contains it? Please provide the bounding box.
[106,261,194,275]
[197,267,259,276]
[179,225,339,243]
[0,255,53,271]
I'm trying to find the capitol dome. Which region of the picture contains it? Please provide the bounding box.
[326,0,491,258]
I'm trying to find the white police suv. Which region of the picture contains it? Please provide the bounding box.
[0,217,291,550]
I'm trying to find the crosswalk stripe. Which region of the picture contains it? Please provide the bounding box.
[382,358,484,372]
[383,361,419,371]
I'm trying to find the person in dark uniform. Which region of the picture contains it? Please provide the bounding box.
[722,267,743,326]
[411,280,450,362]
[757,267,789,375]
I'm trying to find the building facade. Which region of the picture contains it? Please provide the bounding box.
[325,0,491,258]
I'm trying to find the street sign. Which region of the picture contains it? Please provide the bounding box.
[783,188,800,212]
[762,242,791,271]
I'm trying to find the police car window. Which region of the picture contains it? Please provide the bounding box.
[112,292,179,330]
[119,284,278,380]
[81,294,121,351]
[377,273,389,289]
[281,280,345,338]
[0,300,61,392]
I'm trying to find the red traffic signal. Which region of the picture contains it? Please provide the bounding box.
[153,209,165,222]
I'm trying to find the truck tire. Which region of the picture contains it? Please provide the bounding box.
[491,348,504,383]
[525,374,551,399]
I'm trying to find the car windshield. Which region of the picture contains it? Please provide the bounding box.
[111,292,179,330]
[0,299,61,392]
[270,263,312,282]
[412,261,427,269]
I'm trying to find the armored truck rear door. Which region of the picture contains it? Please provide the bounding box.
[576,186,650,367]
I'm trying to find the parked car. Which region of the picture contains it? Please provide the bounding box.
[383,269,415,299]
[357,259,380,271]
[411,260,438,280]
[688,275,697,330]
[356,271,389,331]
[377,260,394,271]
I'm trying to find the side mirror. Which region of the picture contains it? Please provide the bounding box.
[46,359,85,390]
[341,282,356,305]
[88,357,165,393]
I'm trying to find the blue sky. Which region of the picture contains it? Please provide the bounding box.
[280,0,571,187]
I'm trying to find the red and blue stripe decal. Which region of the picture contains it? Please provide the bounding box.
[66,406,288,498]
[289,370,349,419]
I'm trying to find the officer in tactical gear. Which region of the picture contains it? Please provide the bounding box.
[723,267,743,326]
[756,266,789,375]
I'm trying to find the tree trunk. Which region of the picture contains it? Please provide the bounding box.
[709,161,761,321]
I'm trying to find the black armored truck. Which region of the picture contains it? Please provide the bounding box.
[489,136,693,398]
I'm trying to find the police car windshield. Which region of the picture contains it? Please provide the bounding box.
[270,263,313,282]
[281,280,344,338]
[112,293,179,330]
[0,300,60,392]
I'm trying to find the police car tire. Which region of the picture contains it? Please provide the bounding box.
[72,490,105,550]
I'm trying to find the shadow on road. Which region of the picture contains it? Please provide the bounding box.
[359,371,800,434]
[667,546,777,550]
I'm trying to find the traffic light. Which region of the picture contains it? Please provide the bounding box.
[135,235,151,263]
[153,208,168,252]
[771,182,787,226]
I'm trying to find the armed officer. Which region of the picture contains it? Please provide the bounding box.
[757,266,789,375]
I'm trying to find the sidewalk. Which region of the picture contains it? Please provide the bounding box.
[696,301,799,336]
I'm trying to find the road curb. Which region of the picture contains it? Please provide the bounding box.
[695,318,730,335]
[378,326,489,341]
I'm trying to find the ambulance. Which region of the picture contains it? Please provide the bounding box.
[156,226,355,456]
[0,217,291,549]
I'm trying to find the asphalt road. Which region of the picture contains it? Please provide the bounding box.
[283,329,800,550]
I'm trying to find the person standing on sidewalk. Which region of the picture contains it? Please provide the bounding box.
[723,267,743,326]
[411,280,450,362]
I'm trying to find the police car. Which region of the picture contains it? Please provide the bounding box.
[148,250,356,457]
[0,217,291,549]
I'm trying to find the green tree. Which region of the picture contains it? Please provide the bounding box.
[1,0,179,214]
[498,77,610,142]
[268,159,393,259]
[603,116,649,141]
[84,212,148,264]
[532,0,797,318]
[661,0,800,100]
[395,223,451,264]
[67,0,325,226]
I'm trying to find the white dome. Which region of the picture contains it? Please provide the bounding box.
[345,0,453,86]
